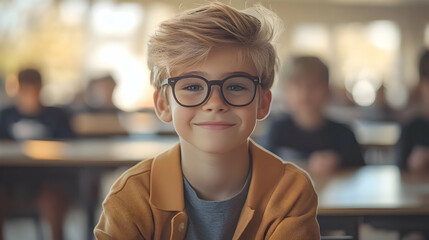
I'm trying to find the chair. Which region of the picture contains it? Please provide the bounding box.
[6,207,43,240]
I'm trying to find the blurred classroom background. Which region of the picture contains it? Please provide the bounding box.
[1,0,429,239]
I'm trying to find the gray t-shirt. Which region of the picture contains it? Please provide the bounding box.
[183,169,252,240]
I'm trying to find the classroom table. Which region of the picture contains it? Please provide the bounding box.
[314,165,429,239]
[0,136,177,240]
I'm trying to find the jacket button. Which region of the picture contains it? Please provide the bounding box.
[178,222,185,232]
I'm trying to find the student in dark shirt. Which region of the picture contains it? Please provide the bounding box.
[397,49,429,172]
[0,69,74,140]
[264,56,365,176]
[0,68,74,240]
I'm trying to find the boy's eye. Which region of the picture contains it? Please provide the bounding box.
[183,84,204,91]
[226,85,246,91]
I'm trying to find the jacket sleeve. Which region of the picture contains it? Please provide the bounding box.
[268,191,320,239]
[94,194,152,240]
[94,185,154,240]
[267,168,320,240]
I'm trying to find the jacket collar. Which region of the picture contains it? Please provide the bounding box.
[246,139,284,209]
[232,140,284,239]
[149,143,185,211]
[149,139,284,212]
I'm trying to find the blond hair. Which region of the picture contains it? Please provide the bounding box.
[147,2,280,91]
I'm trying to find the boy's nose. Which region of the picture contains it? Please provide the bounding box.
[201,86,229,112]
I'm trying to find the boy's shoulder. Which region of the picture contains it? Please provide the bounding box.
[251,141,317,218]
[106,143,181,202]
[108,158,154,196]
[251,140,313,185]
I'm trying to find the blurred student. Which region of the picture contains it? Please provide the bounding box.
[95,3,320,239]
[0,68,74,140]
[72,74,119,113]
[0,68,74,240]
[71,74,128,137]
[397,49,429,172]
[264,56,365,176]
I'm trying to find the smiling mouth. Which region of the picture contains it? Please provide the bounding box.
[194,122,235,130]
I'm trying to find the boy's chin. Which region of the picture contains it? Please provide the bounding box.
[184,139,245,155]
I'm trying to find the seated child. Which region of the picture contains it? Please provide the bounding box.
[0,68,75,240]
[0,68,74,140]
[264,56,365,176]
[94,2,320,240]
[397,49,429,172]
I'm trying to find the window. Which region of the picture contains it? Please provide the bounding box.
[290,24,330,59]
[335,20,406,108]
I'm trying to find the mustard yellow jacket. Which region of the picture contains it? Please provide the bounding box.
[94,140,320,240]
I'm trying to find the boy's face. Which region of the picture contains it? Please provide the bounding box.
[154,46,271,154]
[17,83,41,112]
[285,74,329,117]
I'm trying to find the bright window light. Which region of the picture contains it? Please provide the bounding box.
[112,56,152,112]
[352,80,376,107]
[335,20,401,107]
[59,0,89,26]
[291,24,329,57]
[90,2,143,36]
[366,20,400,52]
[87,43,152,111]
[344,68,382,94]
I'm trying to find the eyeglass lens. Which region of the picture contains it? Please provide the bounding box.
[173,76,256,106]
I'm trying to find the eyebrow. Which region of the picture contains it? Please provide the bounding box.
[179,71,207,77]
[178,71,255,78]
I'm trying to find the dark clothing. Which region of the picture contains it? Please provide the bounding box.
[0,106,74,140]
[0,167,79,199]
[0,105,76,199]
[396,116,429,169]
[264,114,365,167]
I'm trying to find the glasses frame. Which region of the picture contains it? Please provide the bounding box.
[161,74,261,107]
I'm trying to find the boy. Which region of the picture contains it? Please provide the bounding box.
[0,68,74,140]
[397,49,429,172]
[264,56,365,176]
[95,3,320,239]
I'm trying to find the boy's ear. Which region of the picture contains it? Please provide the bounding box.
[153,90,172,122]
[257,90,272,120]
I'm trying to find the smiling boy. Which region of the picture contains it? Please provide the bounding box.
[94,2,320,239]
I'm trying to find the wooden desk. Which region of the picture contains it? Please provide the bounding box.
[0,136,177,240]
[0,136,177,166]
[314,165,429,238]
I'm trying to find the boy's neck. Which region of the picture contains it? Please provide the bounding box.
[180,139,251,201]
[17,102,42,116]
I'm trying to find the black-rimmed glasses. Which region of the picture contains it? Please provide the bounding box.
[161,75,260,107]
